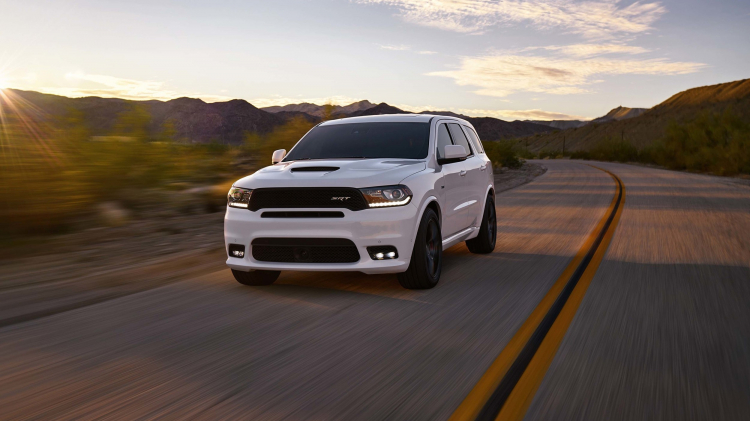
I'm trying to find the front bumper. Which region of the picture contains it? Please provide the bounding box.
[224,204,419,274]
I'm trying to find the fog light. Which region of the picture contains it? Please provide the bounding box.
[228,244,245,258]
[367,246,398,260]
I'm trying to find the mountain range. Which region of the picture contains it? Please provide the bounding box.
[5,78,745,148]
[2,90,554,143]
[519,78,750,152]
[4,89,283,144]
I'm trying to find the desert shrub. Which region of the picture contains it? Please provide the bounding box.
[645,109,750,175]
[588,136,639,162]
[517,147,537,159]
[538,150,561,159]
[569,150,591,160]
[483,140,523,169]
[0,107,238,235]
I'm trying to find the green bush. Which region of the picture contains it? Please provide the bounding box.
[483,140,523,169]
[517,147,537,159]
[645,109,750,175]
[538,150,561,159]
[588,136,639,162]
[0,107,240,235]
[569,150,591,160]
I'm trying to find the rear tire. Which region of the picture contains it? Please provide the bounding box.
[398,208,442,289]
[466,195,497,254]
[232,269,280,286]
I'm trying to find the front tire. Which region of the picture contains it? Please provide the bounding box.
[398,208,442,289]
[232,269,280,286]
[466,195,497,254]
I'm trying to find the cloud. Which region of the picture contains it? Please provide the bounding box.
[378,44,411,51]
[358,0,666,38]
[35,72,232,102]
[417,50,438,55]
[524,43,650,57]
[429,48,705,97]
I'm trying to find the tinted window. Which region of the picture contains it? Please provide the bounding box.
[448,123,472,156]
[283,122,430,161]
[436,123,453,160]
[463,126,484,153]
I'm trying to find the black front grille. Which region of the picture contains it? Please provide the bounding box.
[252,238,360,263]
[249,188,368,211]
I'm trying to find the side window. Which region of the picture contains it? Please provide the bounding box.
[448,123,472,157]
[463,126,484,154]
[436,123,453,159]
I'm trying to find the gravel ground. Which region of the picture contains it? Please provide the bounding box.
[494,162,547,193]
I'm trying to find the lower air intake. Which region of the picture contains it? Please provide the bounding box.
[251,238,360,263]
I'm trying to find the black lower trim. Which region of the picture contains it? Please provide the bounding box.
[251,238,360,263]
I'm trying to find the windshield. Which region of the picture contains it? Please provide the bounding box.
[283,122,430,161]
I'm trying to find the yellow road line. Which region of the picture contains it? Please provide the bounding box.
[449,165,625,421]
[496,167,625,420]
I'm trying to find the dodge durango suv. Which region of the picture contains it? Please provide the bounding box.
[225,114,496,289]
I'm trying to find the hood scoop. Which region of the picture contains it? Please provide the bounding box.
[290,166,339,173]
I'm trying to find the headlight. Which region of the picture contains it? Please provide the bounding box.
[227,186,252,208]
[359,185,412,208]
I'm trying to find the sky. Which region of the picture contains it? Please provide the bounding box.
[0,0,748,120]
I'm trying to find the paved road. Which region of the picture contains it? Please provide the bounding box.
[1,161,749,420]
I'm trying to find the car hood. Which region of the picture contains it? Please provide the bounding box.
[234,159,427,189]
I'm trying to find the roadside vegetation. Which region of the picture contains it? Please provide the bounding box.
[3,103,746,240]
[520,108,750,177]
[0,104,317,238]
[483,140,524,169]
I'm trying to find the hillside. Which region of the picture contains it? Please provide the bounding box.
[346,102,405,116]
[589,106,648,124]
[3,89,284,144]
[529,120,587,130]
[520,78,750,152]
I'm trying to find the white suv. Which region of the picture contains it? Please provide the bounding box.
[224,114,496,289]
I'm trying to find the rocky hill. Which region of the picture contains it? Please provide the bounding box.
[262,100,375,117]
[589,106,648,124]
[520,78,750,152]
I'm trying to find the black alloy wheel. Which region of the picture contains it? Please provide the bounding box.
[398,208,442,289]
[466,195,497,254]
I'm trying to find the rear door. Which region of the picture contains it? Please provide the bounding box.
[448,123,483,227]
[461,125,491,226]
[436,122,470,237]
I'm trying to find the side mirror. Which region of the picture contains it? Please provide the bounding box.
[437,144,467,165]
[272,149,286,164]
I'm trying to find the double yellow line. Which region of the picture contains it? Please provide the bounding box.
[450,165,626,421]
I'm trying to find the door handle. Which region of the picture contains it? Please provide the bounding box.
[459,170,467,176]
[479,164,487,171]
